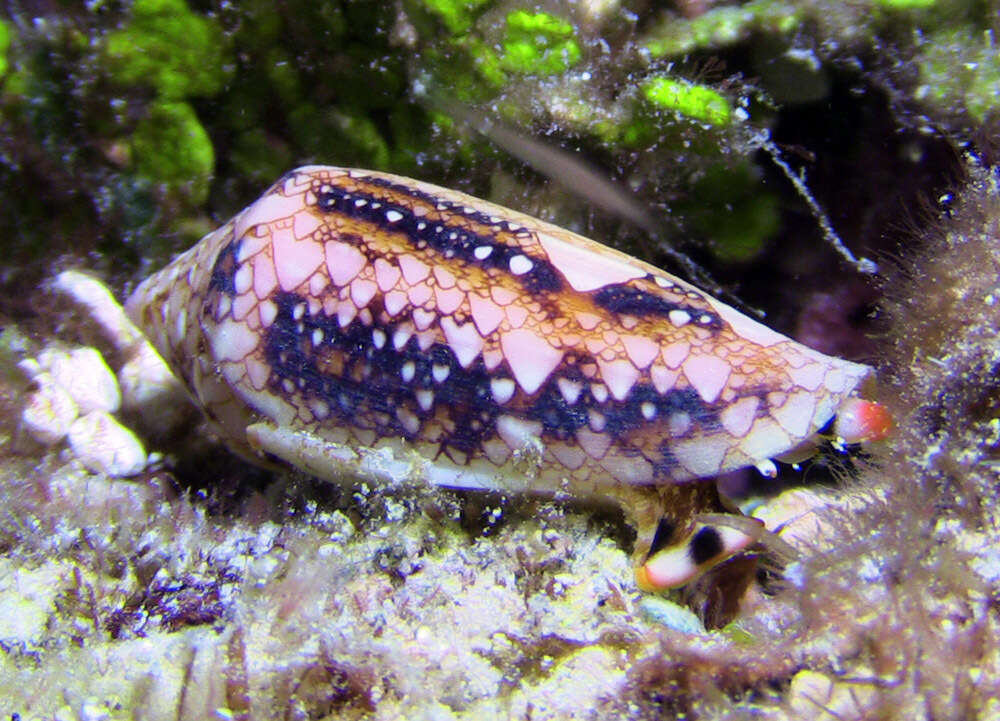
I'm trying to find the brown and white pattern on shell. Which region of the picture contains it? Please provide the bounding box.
[125,166,886,592]
[126,166,870,494]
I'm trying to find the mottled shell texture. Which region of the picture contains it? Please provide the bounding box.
[126,166,871,499]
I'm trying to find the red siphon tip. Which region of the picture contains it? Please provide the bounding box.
[833,398,894,444]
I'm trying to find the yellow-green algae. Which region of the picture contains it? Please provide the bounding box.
[0,18,10,79]
[875,0,937,7]
[2,0,997,281]
[131,100,215,205]
[426,9,582,101]
[914,27,1000,125]
[103,0,230,101]
[678,163,781,262]
[499,11,581,76]
[100,0,230,205]
[642,76,733,126]
[643,0,801,58]
[419,0,494,35]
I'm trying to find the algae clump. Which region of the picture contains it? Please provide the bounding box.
[0,19,10,79]
[642,76,733,126]
[131,100,215,204]
[500,11,582,76]
[104,0,229,100]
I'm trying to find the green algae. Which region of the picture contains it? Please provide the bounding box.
[465,35,508,88]
[0,18,10,79]
[2,0,994,286]
[421,9,582,102]
[499,11,581,76]
[264,48,303,107]
[287,104,392,170]
[99,0,227,206]
[419,0,494,35]
[131,100,214,204]
[421,36,506,101]
[642,76,733,126]
[230,128,295,185]
[643,0,801,58]
[674,163,781,262]
[104,0,230,101]
[876,0,937,7]
[914,27,1000,125]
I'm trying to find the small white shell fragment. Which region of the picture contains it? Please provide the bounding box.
[43,347,121,415]
[67,411,148,477]
[787,669,878,720]
[118,342,188,431]
[21,373,79,445]
[637,596,705,634]
[51,269,148,352]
